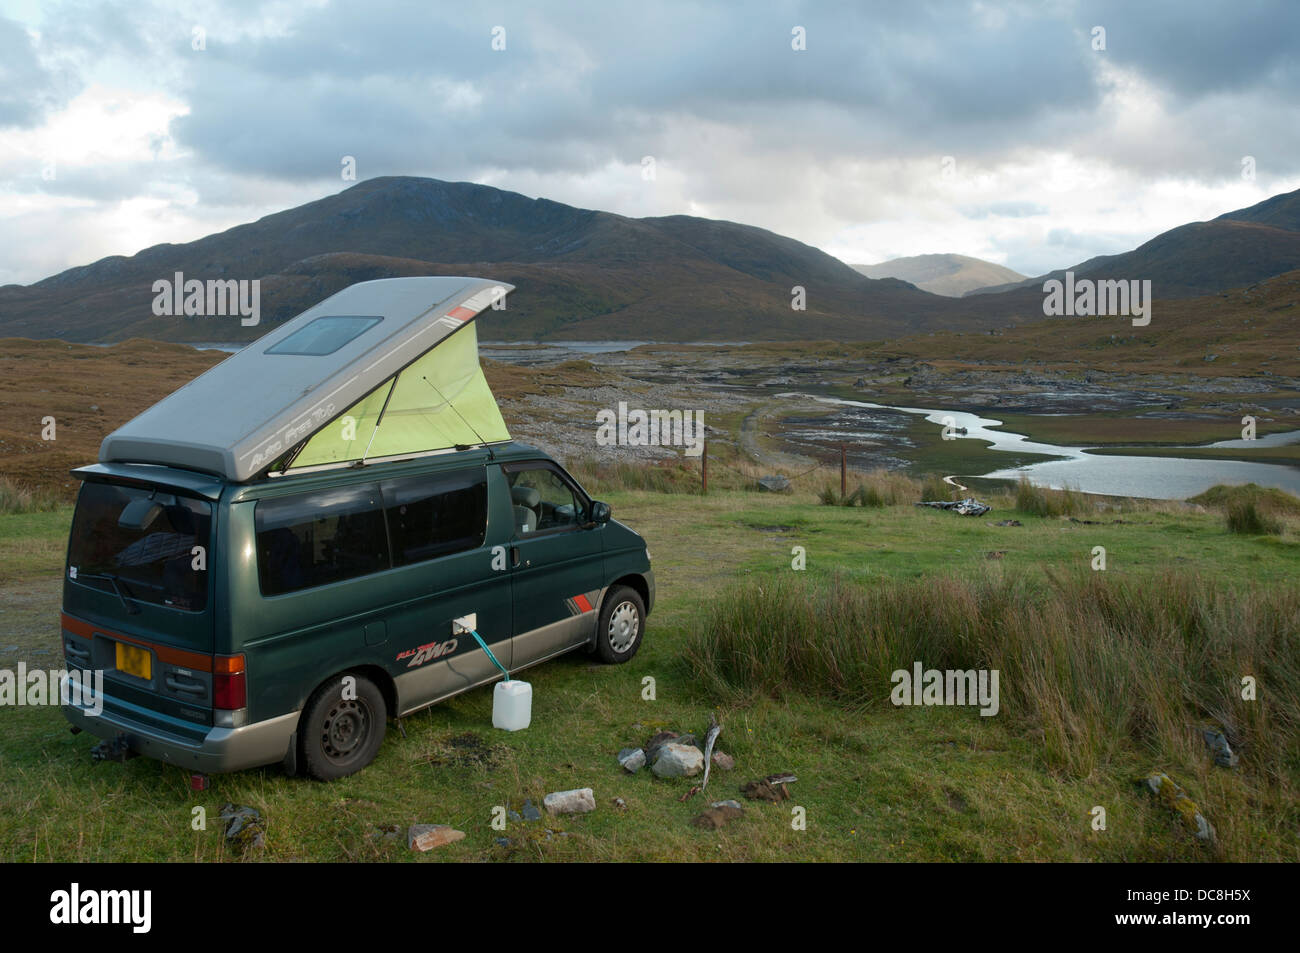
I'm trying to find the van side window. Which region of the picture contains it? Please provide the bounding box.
[381,469,488,565]
[255,484,389,595]
[506,466,587,535]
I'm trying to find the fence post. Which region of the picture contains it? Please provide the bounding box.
[701,438,708,495]
[840,443,847,498]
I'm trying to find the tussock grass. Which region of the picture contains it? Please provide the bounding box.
[1191,482,1300,516]
[1226,499,1284,535]
[1190,483,1297,536]
[684,570,1300,782]
[0,477,64,515]
[1014,474,1084,517]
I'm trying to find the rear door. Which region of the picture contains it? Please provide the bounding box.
[62,480,217,732]
[503,461,605,664]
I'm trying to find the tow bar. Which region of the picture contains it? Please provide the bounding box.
[89,733,136,763]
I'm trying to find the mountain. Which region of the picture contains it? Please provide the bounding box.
[0,177,999,343]
[850,254,1025,296]
[967,188,1300,298]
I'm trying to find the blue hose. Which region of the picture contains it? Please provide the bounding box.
[466,628,511,681]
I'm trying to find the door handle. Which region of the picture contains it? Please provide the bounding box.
[511,546,522,568]
[165,675,206,696]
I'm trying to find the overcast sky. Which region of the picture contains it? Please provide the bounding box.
[1,0,1298,286]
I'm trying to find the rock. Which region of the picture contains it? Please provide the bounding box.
[711,751,735,771]
[543,788,596,815]
[691,804,744,829]
[1141,773,1215,843]
[219,804,266,853]
[710,799,743,810]
[990,519,1023,527]
[674,732,698,749]
[757,474,791,493]
[643,730,679,764]
[371,824,402,841]
[89,404,101,412]
[408,824,466,851]
[1201,728,1239,768]
[613,797,627,811]
[651,743,705,778]
[521,798,542,822]
[741,775,796,802]
[617,747,646,773]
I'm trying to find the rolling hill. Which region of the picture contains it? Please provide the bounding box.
[0,177,999,344]
[851,254,1025,296]
[967,188,1300,299]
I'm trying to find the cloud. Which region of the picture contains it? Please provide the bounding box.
[3,0,1300,285]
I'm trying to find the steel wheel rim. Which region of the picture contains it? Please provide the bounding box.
[322,698,370,763]
[608,600,640,652]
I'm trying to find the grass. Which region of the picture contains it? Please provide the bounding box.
[0,476,64,515]
[684,571,1299,785]
[1014,475,1085,517]
[2,475,1299,862]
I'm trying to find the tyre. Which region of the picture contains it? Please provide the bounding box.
[595,586,645,664]
[299,673,387,781]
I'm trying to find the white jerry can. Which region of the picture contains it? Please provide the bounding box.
[493,679,532,731]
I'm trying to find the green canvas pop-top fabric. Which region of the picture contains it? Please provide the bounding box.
[289,322,509,469]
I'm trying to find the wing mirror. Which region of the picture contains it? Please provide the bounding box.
[589,501,611,525]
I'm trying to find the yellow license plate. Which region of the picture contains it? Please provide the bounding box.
[115,642,152,680]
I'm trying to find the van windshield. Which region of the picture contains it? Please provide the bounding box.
[67,481,212,612]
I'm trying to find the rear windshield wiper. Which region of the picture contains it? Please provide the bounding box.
[74,571,141,615]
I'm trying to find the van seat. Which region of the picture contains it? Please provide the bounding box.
[511,486,541,509]
[514,505,537,534]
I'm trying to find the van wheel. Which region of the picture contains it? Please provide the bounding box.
[300,674,387,781]
[595,586,645,664]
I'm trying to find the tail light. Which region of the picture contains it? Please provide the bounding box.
[213,654,246,710]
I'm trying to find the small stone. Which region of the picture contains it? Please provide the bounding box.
[613,797,627,810]
[408,824,466,851]
[521,798,542,822]
[757,474,791,493]
[710,799,743,810]
[543,788,596,815]
[1141,773,1215,844]
[617,747,646,773]
[652,743,704,778]
[691,804,744,829]
[1201,728,1239,768]
[711,751,735,771]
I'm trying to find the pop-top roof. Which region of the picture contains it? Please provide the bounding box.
[99,276,514,482]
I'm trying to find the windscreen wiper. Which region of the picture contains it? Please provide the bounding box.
[75,571,141,615]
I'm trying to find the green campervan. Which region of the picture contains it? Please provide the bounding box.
[61,277,654,780]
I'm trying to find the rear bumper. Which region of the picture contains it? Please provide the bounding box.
[64,700,298,774]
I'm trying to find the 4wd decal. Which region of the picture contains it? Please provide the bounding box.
[397,639,457,668]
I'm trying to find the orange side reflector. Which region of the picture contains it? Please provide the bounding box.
[214,654,245,675]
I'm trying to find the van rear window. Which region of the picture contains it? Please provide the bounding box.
[381,469,487,565]
[255,484,390,596]
[67,482,212,611]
